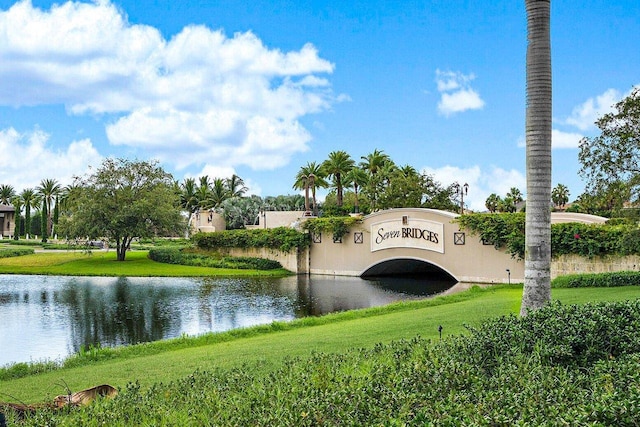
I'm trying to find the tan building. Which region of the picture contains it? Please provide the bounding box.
[0,204,16,238]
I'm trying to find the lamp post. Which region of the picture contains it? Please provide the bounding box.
[454,182,469,214]
[506,269,511,285]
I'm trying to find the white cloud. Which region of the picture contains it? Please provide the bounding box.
[564,88,621,131]
[552,129,584,149]
[0,127,102,191]
[0,0,336,174]
[435,69,485,116]
[422,165,525,212]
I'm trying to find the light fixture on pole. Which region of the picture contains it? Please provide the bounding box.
[454,182,469,214]
[506,268,511,285]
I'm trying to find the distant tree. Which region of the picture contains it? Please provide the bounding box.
[225,174,248,198]
[0,184,15,205]
[11,196,21,240]
[221,195,263,229]
[359,149,390,176]
[179,178,200,234]
[551,183,570,208]
[36,178,61,237]
[40,199,48,242]
[20,188,38,238]
[344,167,369,214]
[59,158,184,261]
[294,162,327,216]
[579,88,640,204]
[485,193,501,213]
[197,176,213,209]
[322,151,355,207]
[210,178,229,208]
[507,187,524,207]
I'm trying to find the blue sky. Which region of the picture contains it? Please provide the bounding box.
[0,0,638,211]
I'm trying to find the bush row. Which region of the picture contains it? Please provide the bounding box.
[457,213,640,259]
[148,248,282,270]
[192,227,309,253]
[552,270,640,288]
[0,247,35,258]
[12,300,640,426]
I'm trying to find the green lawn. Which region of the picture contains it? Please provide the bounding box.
[3,283,640,403]
[0,250,290,277]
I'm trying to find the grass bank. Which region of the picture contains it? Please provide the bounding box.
[0,250,290,277]
[2,284,639,404]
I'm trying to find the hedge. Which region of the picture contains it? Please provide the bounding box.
[552,271,640,288]
[192,227,309,253]
[148,248,282,270]
[457,213,640,259]
[0,247,35,258]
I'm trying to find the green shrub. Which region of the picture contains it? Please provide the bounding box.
[553,271,640,288]
[458,212,640,259]
[14,300,640,426]
[192,227,309,253]
[0,247,35,258]
[148,248,282,270]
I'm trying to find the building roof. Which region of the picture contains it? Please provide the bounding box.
[0,204,15,213]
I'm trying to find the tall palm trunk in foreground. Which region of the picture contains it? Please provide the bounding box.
[521,0,552,315]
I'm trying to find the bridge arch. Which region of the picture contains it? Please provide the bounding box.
[360,257,458,282]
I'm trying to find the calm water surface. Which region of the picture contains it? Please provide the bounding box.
[0,274,455,366]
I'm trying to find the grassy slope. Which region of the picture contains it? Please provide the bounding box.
[3,284,640,403]
[0,250,290,277]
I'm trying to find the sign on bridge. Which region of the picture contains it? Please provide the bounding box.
[370,217,444,253]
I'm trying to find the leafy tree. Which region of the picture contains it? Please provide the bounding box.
[322,150,355,207]
[0,184,15,205]
[196,176,213,209]
[179,178,200,234]
[59,158,185,261]
[485,193,501,213]
[551,183,570,208]
[263,195,306,211]
[521,0,552,315]
[579,88,640,203]
[507,187,524,206]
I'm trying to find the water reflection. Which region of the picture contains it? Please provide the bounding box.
[0,274,455,366]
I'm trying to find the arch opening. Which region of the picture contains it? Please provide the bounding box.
[360,258,457,296]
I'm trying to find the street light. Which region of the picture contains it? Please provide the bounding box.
[506,268,511,285]
[454,182,469,214]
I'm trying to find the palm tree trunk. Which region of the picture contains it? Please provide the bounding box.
[521,0,552,315]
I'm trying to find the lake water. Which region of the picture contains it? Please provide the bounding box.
[0,274,456,367]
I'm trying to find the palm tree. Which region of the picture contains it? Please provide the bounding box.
[210,178,229,208]
[225,174,248,198]
[359,149,390,176]
[322,151,355,208]
[0,184,15,205]
[11,195,22,239]
[36,178,61,237]
[294,162,327,215]
[552,183,570,208]
[20,188,38,238]
[485,193,501,213]
[196,176,213,210]
[344,167,369,214]
[521,0,552,316]
[180,178,200,234]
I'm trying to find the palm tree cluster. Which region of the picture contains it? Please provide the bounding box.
[178,174,248,229]
[0,179,68,240]
[485,187,524,213]
[294,149,459,216]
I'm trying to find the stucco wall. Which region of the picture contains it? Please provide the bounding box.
[551,254,640,278]
[224,247,309,274]
[308,208,524,284]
